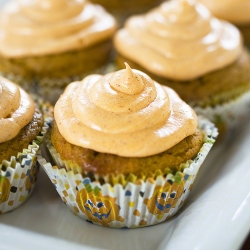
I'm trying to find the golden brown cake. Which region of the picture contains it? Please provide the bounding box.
[114,0,250,133]
[0,40,113,80]
[51,121,203,181]
[90,0,162,12]
[40,64,217,227]
[90,0,163,25]
[0,108,43,163]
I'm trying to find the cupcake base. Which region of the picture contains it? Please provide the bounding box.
[39,116,217,228]
[0,40,113,79]
[0,40,113,104]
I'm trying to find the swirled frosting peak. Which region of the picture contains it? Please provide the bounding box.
[0,0,117,57]
[55,64,197,157]
[110,63,145,95]
[114,0,242,81]
[198,0,250,25]
[0,77,35,143]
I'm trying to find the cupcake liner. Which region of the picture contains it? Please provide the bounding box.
[39,116,217,228]
[0,104,53,214]
[35,75,84,105]
[0,64,109,105]
[0,71,36,94]
[194,89,250,130]
[37,63,115,104]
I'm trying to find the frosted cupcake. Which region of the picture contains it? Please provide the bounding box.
[114,0,250,134]
[197,0,250,48]
[0,76,52,214]
[39,63,217,228]
[0,0,117,103]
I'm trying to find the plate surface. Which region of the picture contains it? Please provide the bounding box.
[0,1,250,249]
[1,120,250,250]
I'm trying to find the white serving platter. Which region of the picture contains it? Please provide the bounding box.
[1,119,250,250]
[0,1,250,249]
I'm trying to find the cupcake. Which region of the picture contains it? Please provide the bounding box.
[197,0,250,48]
[39,63,217,228]
[114,0,250,134]
[0,0,117,103]
[89,0,163,26]
[0,76,52,214]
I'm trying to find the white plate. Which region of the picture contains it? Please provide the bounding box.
[1,120,250,250]
[0,1,250,248]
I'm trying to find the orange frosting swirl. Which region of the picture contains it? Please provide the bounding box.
[0,77,35,143]
[0,0,116,57]
[114,0,242,81]
[55,64,197,157]
[198,0,250,25]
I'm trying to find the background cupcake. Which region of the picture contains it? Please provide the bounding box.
[89,0,163,26]
[0,0,117,103]
[114,0,250,134]
[40,64,217,228]
[0,77,52,214]
[197,0,250,49]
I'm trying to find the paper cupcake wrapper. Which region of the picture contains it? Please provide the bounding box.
[33,62,119,105]
[39,117,217,228]
[35,75,83,105]
[0,106,53,214]
[0,64,109,105]
[0,71,35,93]
[194,89,250,131]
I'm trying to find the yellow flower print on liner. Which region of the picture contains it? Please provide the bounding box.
[0,176,11,204]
